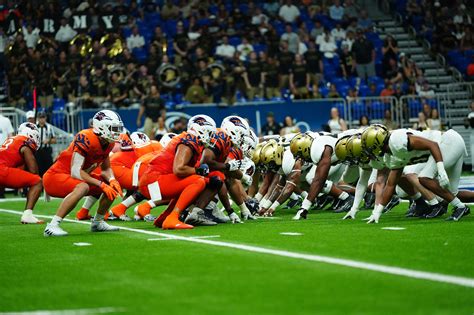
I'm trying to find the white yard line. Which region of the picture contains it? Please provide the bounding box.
[1,209,474,288]
[0,307,122,315]
[147,235,221,241]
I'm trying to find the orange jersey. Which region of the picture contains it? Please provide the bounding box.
[110,150,137,169]
[133,140,163,158]
[208,128,233,163]
[50,128,114,174]
[147,132,203,175]
[0,135,37,168]
[228,147,244,161]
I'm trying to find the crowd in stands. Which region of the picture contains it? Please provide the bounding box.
[395,0,473,80]
[0,0,448,116]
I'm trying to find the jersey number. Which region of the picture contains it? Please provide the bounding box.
[0,138,14,151]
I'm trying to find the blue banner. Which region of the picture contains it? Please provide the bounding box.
[78,99,344,134]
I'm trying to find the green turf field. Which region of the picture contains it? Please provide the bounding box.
[0,196,473,315]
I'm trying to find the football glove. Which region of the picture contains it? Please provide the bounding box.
[100,182,119,200]
[109,179,123,197]
[229,212,242,224]
[241,174,253,186]
[343,208,358,220]
[436,162,450,189]
[226,159,247,171]
[364,204,383,224]
[241,209,256,220]
[245,198,260,215]
[195,163,210,176]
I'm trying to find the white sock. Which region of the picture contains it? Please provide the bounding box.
[239,203,249,213]
[122,196,136,207]
[23,209,33,215]
[82,196,98,210]
[411,192,422,200]
[51,215,62,226]
[338,191,349,200]
[450,197,464,208]
[301,191,308,199]
[94,213,104,221]
[427,198,439,206]
[147,200,156,208]
[254,192,263,202]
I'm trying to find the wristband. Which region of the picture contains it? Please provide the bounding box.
[262,198,272,209]
[373,204,384,215]
[301,191,308,199]
[301,198,312,210]
[270,201,280,210]
[436,161,445,173]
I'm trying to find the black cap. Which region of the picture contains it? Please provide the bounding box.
[38,111,47,118]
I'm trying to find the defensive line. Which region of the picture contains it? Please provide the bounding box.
[1,208,473,289]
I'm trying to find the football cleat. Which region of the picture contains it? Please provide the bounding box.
[363,192,376,209]
[292,209,308,220]
[425,203,448,219]
[382,196,400,213]
[162,217,193,230]
[118,214,132,221]
[75,208,92,221]
[406,198,430,217]
[184,208,217,226]
[334,195,354,213]
[446,206,471,221]
[91,220,120,232]
[208,207,230,223]
[286,197,302,209]
[241,209,256,220]
[329,198,342,211]
[143,214,157,222]
[21,210,44,224]
[245,198,260,215]
[107,211,118,221]
[44,224,68,237]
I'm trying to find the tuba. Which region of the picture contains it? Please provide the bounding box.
[107,64,127,83]
[70,34,92,57]
[157,63,181,87]
[100,34,124,58]
[207,63,225,81]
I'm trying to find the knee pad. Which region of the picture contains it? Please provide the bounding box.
[208,176,223,190]
[395,185,409,198]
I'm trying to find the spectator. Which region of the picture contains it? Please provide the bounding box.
[7,66,26,107]
[107,72,128,107]
[22,24,40,49]
[261,112,281,136]
[380,82,395,97]
[161,0,180,20]
[331,23,346,41]
[465,102,474,170]
[264,1,280,18]
[319,33,338,58]
[328,84,340,98]
[316,28,334,46]
[173,21,189,64]
[352,29,376,80]
[137,85,165,139]
[252,7,269,25]
[329,0,344,22]
[328,107,347,135]
[280,115,300,135]
[237,37,254,61]
[357,10,373,31]
[0,113,14,145]
[310,20,324,40]
[170,118,186,134]
[422,103,432,119]
[281,24,299,54]
[461,25,474,51]
[278,0,300,23]
[70,75,95,108]
[382,109,398,130]
[54,18,77,43]
[126,26,145,50]
[418,82,435,98]
[277,41,295,88]
[384,58,403,84]
[243,52,263,100]
[343,0,359,21]
[89,67,108,105]
[262,56,281,99]
[413,112,428,131]
[382,35,398,74]
[340,44,353,78]
[428,108,442,131]
[185,77,209,104]
[25,111,35,124]
[35,111,56,176]
[304,41,324,89]
[341,30,355,51]
[216,36,236,60]
[154,116,168,141]
[289,55,310,99]
[359,115,369,128]
[367,82,378,97]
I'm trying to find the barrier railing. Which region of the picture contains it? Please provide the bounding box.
[399,95,444,129]
[346,96,398,129]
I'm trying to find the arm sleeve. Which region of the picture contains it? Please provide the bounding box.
[351,168,371,211]
[71,152,85,179]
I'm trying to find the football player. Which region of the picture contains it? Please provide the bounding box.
[43,110,124,236]
[0,122,43,224]
[138,115,216,230]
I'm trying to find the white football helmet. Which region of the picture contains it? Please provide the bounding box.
[92,110,123,142]
[242,129,258,158]
[18,122,40,149]
[159,132,177,147]
[130,132,150,146]
[221,115,250,147]
[187,114,217,146]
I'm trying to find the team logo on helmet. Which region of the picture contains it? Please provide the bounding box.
[191,116,212,126]
[94,111,108,121]
[228,116,246,128]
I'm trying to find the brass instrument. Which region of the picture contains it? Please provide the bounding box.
[157,64,181,88]
[100,34,124,58]
[70,34,92,57]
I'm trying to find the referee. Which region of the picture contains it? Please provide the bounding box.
[36,111,56,176]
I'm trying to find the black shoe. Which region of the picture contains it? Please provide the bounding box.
[330,198,342,211]
[286,197,302,209]
[245,198,260,215]
[425,203,448,219]
[334,195,354,213]
[313,195,328,210]
[363,192,375,209]
[412,198,430,217]
[446,206,471,221]
[179,209,189,222]
[383,196,400,213]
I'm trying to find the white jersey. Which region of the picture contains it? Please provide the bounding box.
[282,147,313,176]
[384,129,437,169]
[310,135,338,165]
